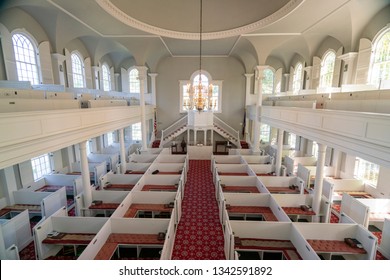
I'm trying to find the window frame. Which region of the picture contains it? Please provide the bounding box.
[262,68,275,95]
[131,122,142,142]
[180,70,222,113]
[101,63,111,91]
[31,154,52,181]
[129,68,140,94]
[354,157,379,188]
[292,62,303,94]
[369,26,390,86]
[319,50,336,88]
[71,51,86,88]
[11,32,41,85]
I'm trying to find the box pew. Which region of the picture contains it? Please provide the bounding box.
[0,209,32,254]
[24,174,83,197]
[100,171,142,191]
[248,164,275,176]
[285,156,317,176]
[378,218,390,259]
[23,174,83,211]
[258,176,305,194]
[146,162,187,184]
[3,187,67,219]
[77,190,129,217]
[218,176,267,194]
[271,194,317,222]
[223,193,290,222]
[294,222,378,260]
[119,162,152,174]
[339,193,370,228]
[242,155,273,165]
[129,154,158,163]
[228,148,258,155]
[212,155,244,164]
[154,154,187,164]
[0,88,45,99]
[132,174,182,193]
[230,221,318,260]
[296,163,317,191]
[62,161,107,187]
[110,191,177,221]
[78,218,170,260]
[323,178,369,202]
[88,152,120,173]
[100,142,133,159]
[214,164,253,183]
[33,207,109,260]
[355,198,390,230]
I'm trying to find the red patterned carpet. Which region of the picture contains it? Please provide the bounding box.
[171,160,225,260]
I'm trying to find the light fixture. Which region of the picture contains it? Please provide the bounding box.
[185,0,215,112]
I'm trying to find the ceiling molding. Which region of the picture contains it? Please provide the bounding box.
[96,0,306,40]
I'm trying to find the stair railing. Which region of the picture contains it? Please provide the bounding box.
[160,115,188,147]
[213,115,241,148]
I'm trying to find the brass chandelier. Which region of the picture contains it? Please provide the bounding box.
[184,0,215,112]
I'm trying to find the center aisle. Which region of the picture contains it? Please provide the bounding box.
[171,160,226,260]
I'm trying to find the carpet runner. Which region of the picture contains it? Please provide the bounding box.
[171,160,225,260]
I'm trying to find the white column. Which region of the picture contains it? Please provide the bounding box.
[283,73,290,92]
[79,141,92,206]
[148,73,158,106]
[119,128,127,174]
[138,66,148,150]
[194,129,197,145]
[204,129,207,145]
[275,129,284,175]
[312,143,327,222]
[252,66,267,153]
[244,73,254,142]
[114,73,121,91]
[187,129,190,146]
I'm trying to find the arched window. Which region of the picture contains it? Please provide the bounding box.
[319,51,336,88]
[180,71,222,113]
[292,62,303,94]
[262,68,274,94]
[129,68,140,93]
[71,52,85,88]
[12,33,40,85]
[102,64,111,91]
[369,28,390,86]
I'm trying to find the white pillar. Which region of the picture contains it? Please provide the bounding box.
[204,129,207,145]
[114,73,120,91]
[187,129,190,146]
[92,66,100,90]
[244,73,254,142]
[148,73,158,106]
[252,66,267,153]
[283,73,290,92]
[194,129,197,145]
[138,66,148,151]
[79,141,92,206]
[119,128,127,174]
[312,143,327,222]
[275,129,284,175]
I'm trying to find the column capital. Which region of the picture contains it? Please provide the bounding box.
[338,52,358,62]
[254,65,269,80]
[135,66,148,80]
[148,73,158,78]
[244,73,254,78]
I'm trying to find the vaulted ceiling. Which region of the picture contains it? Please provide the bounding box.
[1,0,389,71]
